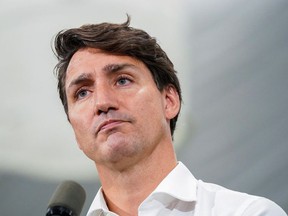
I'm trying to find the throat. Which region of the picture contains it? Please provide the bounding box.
[98,156,177,216]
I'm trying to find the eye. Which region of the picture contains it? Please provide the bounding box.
[116,76,132,86]
[75,89,90,100]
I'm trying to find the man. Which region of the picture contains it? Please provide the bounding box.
[53,16,286,216]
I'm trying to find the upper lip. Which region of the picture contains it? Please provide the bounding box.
[96,119,125,134]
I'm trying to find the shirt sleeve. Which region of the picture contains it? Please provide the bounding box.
[242,197,287,216]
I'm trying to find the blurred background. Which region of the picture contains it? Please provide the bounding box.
[0,0,287,215]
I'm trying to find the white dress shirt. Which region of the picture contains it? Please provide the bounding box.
[87,162,286,216]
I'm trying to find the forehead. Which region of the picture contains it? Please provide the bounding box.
[66,48,148,77]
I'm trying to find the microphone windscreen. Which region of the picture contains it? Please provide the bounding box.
[47,180,86,216]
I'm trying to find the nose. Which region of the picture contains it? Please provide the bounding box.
[94,83,118,115]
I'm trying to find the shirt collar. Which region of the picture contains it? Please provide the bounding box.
[87,188,117,216]
[87,162,197,215]
[145,161,197,202]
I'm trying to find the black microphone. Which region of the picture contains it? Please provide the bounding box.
[46,180,86,216]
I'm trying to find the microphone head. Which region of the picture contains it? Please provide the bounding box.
[47,180,86,216]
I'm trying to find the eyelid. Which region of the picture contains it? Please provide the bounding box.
[116,74,133,85]
[118,73,133,81]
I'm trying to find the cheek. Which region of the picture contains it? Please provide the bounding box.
[69,109,93,145]
[137,86,164,106]
[134,88,166,126]
[68,100,94,129]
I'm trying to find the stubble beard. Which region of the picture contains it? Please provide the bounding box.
[93,131,147,171]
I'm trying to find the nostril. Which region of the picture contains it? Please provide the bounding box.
[94,93,118,115]
[96,109,104,116]
[95,107,116,116]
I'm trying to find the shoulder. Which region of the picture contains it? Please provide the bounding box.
[241,198,287,216]
[195,180,286,216]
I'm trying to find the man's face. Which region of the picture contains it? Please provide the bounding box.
[65,48,179,169]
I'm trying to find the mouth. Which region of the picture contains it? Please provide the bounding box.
[96,119,126,134]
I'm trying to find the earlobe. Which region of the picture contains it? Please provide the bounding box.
[164,85,180,120]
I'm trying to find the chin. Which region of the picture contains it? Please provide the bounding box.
[104,137,141,161]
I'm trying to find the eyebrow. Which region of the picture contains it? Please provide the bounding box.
[68,73,93,89]
[67,63,138,89]
[103,63,138,74]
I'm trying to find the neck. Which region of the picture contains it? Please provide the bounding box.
[96,141,177,216]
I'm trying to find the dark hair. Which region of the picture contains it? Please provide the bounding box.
[53,16,182,136]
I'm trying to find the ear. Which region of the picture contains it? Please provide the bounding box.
[163,85,180,120]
